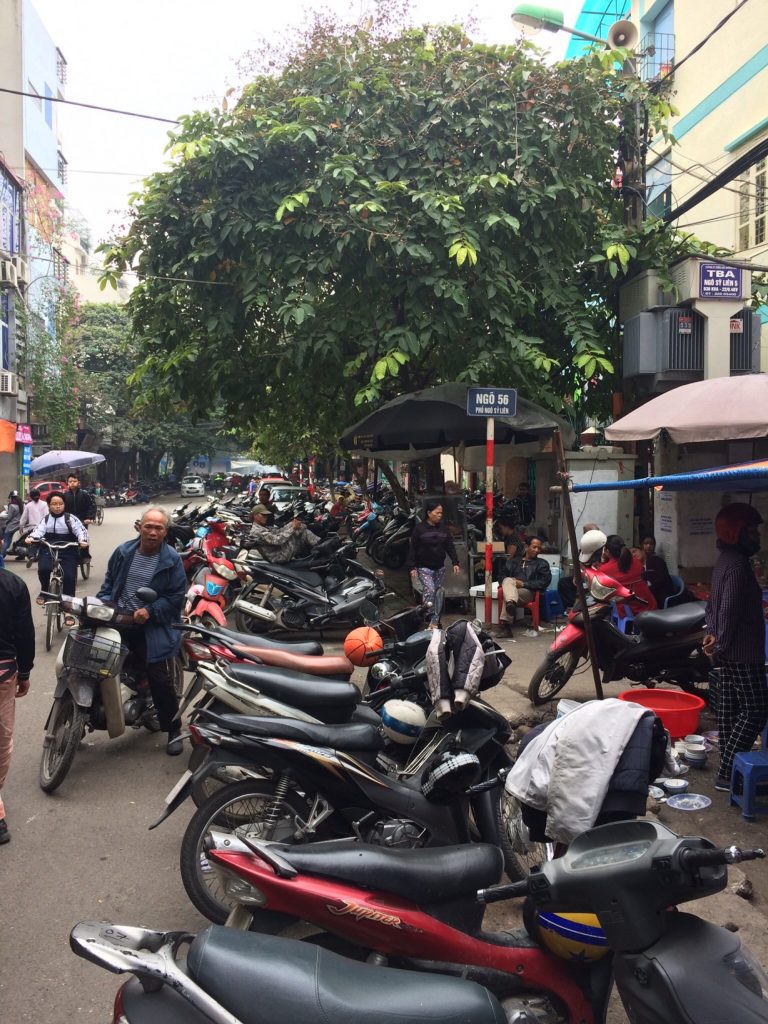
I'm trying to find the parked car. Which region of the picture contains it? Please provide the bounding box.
[180,475,206,497]
[34,481,67,502]
[267,485,311,510]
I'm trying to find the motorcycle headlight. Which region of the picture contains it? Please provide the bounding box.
[370,659,397,683]
[86,603,114,622]
[215,565,237,580]
[590,577,617,602]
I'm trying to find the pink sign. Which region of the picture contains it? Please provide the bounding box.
[15,423,33,443]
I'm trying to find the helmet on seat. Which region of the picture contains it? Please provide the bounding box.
[421,751,481,802]
[714,503,763,546]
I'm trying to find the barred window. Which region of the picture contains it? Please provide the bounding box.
[737,157,767,252]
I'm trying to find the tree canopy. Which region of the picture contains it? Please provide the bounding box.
[101,12,700,461]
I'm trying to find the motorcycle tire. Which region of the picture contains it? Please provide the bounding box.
[368,535,387,566]
[39,694,86,793]
[527,649,580,706]
[80,557,91,581]
[180,779,314,924]
[382,543,408,571]
[494,788,555,882]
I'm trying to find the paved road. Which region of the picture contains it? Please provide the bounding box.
[0,503,204,1022]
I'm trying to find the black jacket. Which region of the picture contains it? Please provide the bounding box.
[63,488,96,522]
[502,554,551,592]
[407,521,459,571]
[0,569,35,676]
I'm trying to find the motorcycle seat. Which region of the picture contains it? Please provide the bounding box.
[187,926,506,1024]
[204,624,323,655]
[634,601,706,639]
[269,840,503,904]
[224,663,360,711]
[231,645,354,678]
[209,711,382,752]
[248,561,325,588]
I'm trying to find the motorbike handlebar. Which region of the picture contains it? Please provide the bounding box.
[466,768,511,795]
[679,845,766,871]
[477,879,530,904]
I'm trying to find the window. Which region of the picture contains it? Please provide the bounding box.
[57,151,68,185]
[44,85,53,128]
[52,249,69,284]
[737,158,767,251]
[0,168,22,254]
[646,156,672,218]
[27,81,42,110]
[640,2,675,83]
[56,48,68,85]
[1,292,9,371]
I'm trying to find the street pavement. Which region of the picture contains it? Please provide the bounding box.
[1,505,766,1022]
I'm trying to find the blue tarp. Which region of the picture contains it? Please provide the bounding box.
[571,460,768,493]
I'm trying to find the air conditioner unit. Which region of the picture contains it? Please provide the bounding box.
[12,256,29,286]
[0,371,19,395]
[0,260,18,288]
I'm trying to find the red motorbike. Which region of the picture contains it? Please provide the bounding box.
[527,569,709,705]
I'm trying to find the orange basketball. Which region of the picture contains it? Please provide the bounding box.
[343,626,384,666]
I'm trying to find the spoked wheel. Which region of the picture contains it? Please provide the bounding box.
[45,578,62,651]
[527,649,580,705]
[494,788,555,881]
[96,507,104,525]
[39,694,86,793]
[180,780,312,923]
[80,557,91,580]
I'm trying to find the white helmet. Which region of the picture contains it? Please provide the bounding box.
[380,700,427,745]
[579,529,607,563]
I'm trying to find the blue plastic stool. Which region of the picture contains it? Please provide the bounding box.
[541,590,565,622]
[610,602,635,634]
[730,751,768,820]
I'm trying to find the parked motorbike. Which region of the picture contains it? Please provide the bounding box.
[528,570,710,705]
[232,541,386,635]
[38,589,183,793]
[154,684,517,923]
[71,821,768,1024]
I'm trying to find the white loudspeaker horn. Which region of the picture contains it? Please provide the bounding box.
[607,20,639,49]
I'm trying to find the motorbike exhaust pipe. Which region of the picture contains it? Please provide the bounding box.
[232,598,278,622]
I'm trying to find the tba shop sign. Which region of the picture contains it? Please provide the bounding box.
[699,262,743,299]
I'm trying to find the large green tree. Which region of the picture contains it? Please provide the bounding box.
[102,12,699,459]
[72,303,233,478]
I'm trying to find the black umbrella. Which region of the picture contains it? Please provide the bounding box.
[340,383,574,459]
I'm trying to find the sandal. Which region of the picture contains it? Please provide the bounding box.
[36,595,45,606]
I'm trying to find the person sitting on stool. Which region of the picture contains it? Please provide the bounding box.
[499,535,551,632]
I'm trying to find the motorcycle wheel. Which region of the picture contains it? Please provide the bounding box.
[494,789,555,882]
[80,557,91,581]
[382,543,408,570]
[368,534,387,566]
[233,585,278,635]
[527,649,580,705]
[180,779,313,923]
[39,695,86,793]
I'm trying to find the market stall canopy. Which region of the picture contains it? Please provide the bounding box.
[340,383,574,461]
[605,374,768,444]
[571,459,768,494]
[30,450,106,476]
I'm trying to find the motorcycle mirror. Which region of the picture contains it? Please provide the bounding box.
[135,587,158,603]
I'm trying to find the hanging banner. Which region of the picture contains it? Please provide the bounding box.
[15,423,33,443]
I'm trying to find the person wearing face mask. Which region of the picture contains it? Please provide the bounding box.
[703,503,768,793]
[25,493,89,617]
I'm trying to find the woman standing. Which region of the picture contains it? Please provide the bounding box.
[25,493,89,621]
[408,500,460,628]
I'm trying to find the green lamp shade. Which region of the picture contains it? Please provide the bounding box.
[510,4,566,32]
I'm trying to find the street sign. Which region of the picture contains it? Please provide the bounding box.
[699,262,743,299]
[730,318,744,333]
[466,388,518,417]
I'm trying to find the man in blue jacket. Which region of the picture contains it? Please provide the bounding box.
[97,507,187,755]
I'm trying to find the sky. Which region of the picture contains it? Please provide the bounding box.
[32,0,585,249]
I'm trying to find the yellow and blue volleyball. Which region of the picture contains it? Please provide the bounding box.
[532,911,609,962]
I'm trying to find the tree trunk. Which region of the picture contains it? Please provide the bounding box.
[376,460,409,510]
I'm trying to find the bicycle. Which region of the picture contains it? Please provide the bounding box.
[94,496,105,526]
[38,541,82,652]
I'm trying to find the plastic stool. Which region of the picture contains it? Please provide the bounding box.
[541,590,565,621]
[729,751,768,820]
[610,602,635,634]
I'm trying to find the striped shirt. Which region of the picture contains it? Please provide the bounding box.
[706,547,765,664]
[118,551,159,612]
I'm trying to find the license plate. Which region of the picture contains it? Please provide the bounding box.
[164,768,192,805]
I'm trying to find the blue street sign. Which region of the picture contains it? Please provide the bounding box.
[466,387,518,417]
[699,262,743,299]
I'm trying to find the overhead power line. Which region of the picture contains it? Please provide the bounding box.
[664,135,768,223]
[0,86,179,124]
[650,0,752,92]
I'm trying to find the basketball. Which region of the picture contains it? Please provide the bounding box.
[343,626,383,666]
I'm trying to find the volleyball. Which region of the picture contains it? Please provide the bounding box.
[343,626,384,666]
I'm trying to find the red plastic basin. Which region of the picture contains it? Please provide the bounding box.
[618,688,705,740]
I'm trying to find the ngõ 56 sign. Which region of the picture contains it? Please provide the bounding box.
[467,387,517,417]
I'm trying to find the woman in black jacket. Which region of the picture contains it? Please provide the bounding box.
[408,500,460,628]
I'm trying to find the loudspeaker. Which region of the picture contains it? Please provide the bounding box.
[607,19,639,49]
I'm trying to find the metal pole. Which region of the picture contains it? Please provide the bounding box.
[553,429,604,700]
[485,417,494,626]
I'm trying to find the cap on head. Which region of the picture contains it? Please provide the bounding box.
[252,504,270,516]
[714,503,763,546]
[579,529,607,563]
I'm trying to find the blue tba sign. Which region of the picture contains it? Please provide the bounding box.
[466,388,518,417]
[699,262,743,299]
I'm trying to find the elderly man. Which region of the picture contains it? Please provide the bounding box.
[248,504,320,563]
[97,507,187,755]
[499,535,551,633]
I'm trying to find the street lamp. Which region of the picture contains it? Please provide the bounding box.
[510,4,638,49]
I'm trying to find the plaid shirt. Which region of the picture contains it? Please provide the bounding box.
[706,546,765,664]
[248,522,320,564]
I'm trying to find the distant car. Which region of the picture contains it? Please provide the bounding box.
[34,480,67,502]
[180,475,206,497]
[268,485,311,511]
[258,475,291,489]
